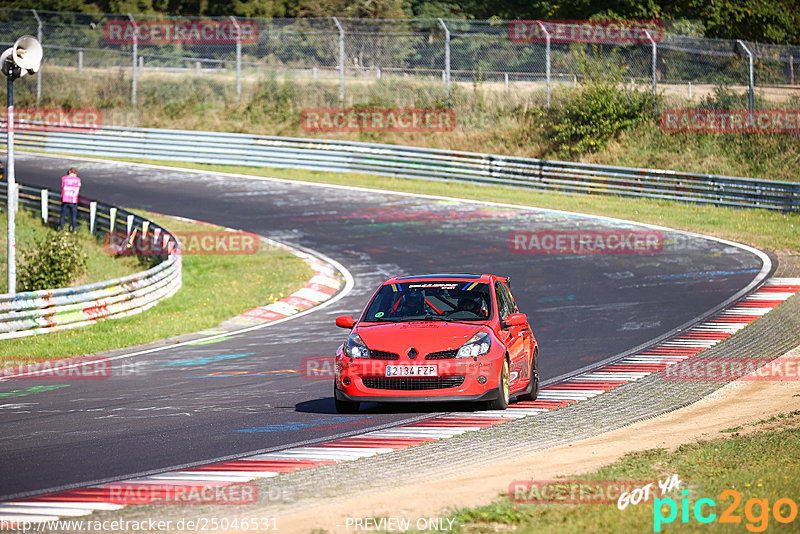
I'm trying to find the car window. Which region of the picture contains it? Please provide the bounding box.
[495,281,514,320]
[363,281,493,322]
[498,282,518,313]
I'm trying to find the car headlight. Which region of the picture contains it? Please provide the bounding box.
[457,331,491,358]
[345,332,371,359]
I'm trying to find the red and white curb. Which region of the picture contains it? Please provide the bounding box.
[2,278,798,527]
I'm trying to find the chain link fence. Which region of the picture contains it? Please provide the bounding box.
[1,9,799,110]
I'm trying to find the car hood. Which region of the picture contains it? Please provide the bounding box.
[355,321,487,356]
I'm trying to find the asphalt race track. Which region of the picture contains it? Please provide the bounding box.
[0,154,768,500]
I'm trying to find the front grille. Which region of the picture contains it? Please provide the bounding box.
[369,350,399,360]
[425,349,459,360]
[362,376,465,390]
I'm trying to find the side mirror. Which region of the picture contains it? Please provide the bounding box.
[502,312,527,328]
[335,315,356,329]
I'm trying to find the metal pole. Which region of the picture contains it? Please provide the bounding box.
[438,19,450,104]
[791,55,795,85]
[78,50,83,72]
[41,189,48,224]
[32,9,42,102]
[535,21,550,107]
[6,74,16,294]
[230,16,242,100]
[737,40,755,124]
[128,14,137,106]
[333,17,344,106]
[645,29,657,117]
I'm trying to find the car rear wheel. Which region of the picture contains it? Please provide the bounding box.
[517,348,539,401]
[334,386,360,413]
[486,359,510,410]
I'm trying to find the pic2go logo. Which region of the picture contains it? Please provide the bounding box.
[653,489,799,532]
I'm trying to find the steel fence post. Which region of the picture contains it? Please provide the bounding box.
[41,189,48,224]
[230,16,242,100]
[32,9,42,102]
[644,29,658,118]
[333,17,345,106]
[438,18,451,104]
[737,40,755,124]
[6,75,16,294]
[90,201,97,234]
[534,21,550,107]
[127,14,137,106]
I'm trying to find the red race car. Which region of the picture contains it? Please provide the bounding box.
[333,273,539,413]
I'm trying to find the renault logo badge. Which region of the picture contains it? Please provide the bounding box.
[408,348,418,359]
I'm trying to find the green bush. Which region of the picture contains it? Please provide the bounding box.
[18,232,88,292]
[551,84,654,156]
[696,85,768,110]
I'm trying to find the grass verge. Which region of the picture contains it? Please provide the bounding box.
[441,412,800,533]
[0,211,313,362]
[82,157,800,253]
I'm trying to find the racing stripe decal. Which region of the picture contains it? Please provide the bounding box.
[2,277,797,526]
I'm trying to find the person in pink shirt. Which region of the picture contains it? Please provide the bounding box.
[60,167,82,231]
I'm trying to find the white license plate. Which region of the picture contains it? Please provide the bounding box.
[385,365,438,377]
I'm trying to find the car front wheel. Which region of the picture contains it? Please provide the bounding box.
[486,359,510,410]
[334,385,360,413]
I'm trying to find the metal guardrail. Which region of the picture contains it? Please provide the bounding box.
[15,124,800,212]
[0,181,182,339]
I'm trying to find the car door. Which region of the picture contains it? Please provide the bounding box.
[504,282,534,384]
[495,281,527,388]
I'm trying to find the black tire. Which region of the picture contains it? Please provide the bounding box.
[517,348,539,401]
[334,386,360,413]
[486,359,510,410]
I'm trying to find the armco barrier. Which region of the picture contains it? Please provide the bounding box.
[15,124,800,212]
[0,182,181,339]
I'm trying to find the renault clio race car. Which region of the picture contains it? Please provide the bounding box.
[333,274,539,413]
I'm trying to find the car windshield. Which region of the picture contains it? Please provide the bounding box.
[363,281,492,322]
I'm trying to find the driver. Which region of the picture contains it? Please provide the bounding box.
[458,298,481,316]
[400,291,425,316]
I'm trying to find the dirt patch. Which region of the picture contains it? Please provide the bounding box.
[272,345,800,533]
